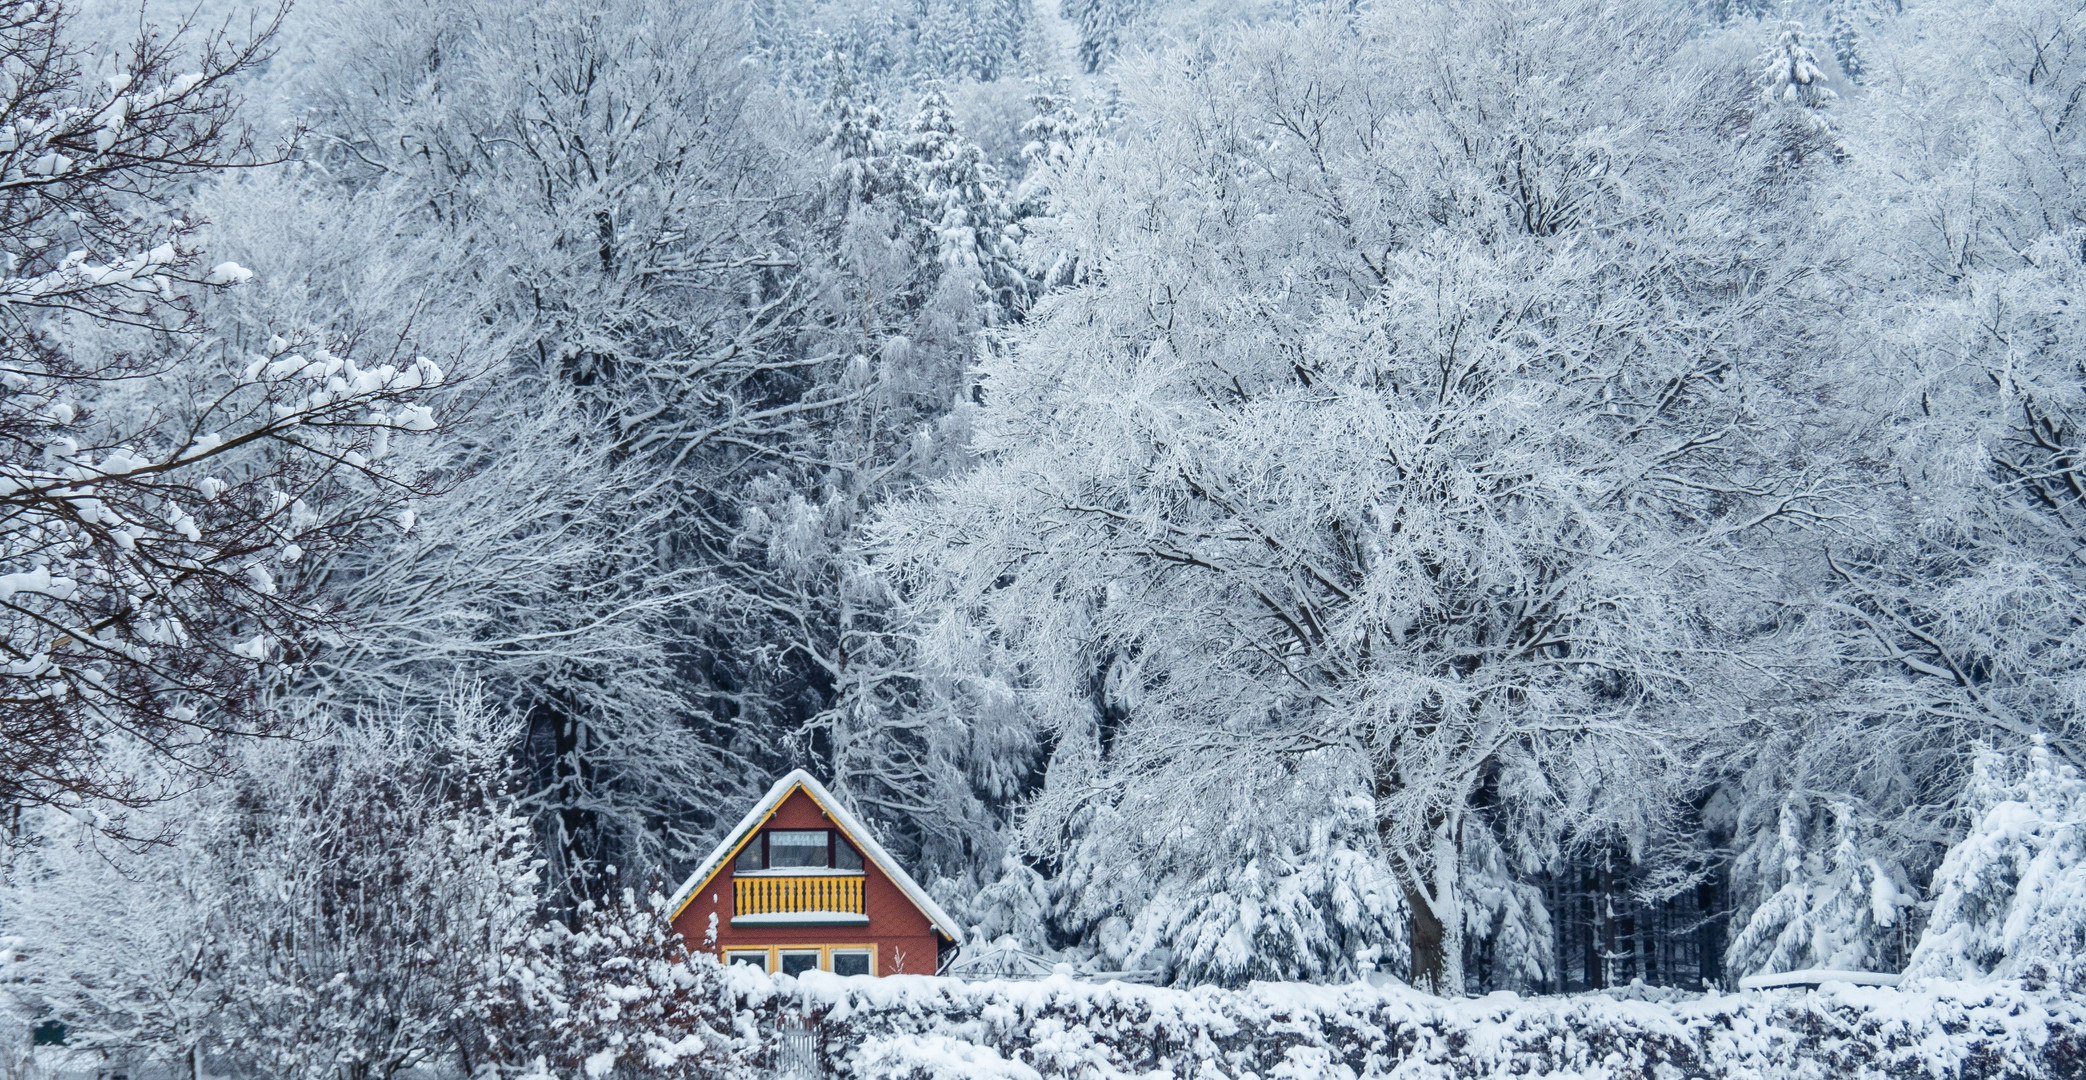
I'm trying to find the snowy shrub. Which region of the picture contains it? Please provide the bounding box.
[0,687,539,1080]
[712,972,2086,1079]
[483,887,744,1080]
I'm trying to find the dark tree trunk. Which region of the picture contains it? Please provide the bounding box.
[1405,881,1448,994]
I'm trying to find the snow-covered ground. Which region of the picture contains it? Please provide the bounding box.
[713,966,2084,1079]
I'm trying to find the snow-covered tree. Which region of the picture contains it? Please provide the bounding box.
[1759,20,1838,114]
[263,0,861,899]
[1907,740,2086,986]
[780,75,1039,879]
[1013,79,1100,289]
[1724,794,1918,977]
[877,0,1840,993]
[1065,0,1145,73]
[1710,0,2086,984]
[1827,0,2086,770]
[482,886,739,1079]
[899,90,1027,319]
[1828,0,1868,81]
[751,0,1039,90]
[0,0,441,819]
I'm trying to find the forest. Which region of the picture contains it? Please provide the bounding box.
[1,0,2084,1075]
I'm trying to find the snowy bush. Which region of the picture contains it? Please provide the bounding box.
[0,686,538,1080]
[384,953,2086,1079]
[700,970,2086,1079]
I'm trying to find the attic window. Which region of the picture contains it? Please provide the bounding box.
[767,830,829,869]
[731,827,867,872]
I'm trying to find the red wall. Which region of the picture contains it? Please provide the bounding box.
[671,788,945,976]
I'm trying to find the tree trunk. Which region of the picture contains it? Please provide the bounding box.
[1405,881,1449,993]
[1386,809,1467,996]
[1376,765,1469,996]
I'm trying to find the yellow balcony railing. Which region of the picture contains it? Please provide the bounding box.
[735,874,864,916]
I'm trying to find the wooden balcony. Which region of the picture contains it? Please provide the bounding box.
[732,873,867,925]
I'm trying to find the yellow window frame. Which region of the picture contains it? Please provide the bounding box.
[716,943,878,975]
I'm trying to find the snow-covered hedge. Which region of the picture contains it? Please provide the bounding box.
[708,969,2083,1079]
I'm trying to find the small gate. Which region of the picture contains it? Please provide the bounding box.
[772,1013,822,1079]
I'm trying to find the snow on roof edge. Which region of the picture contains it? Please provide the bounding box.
[665,769,964,943]
[666,771,800,918]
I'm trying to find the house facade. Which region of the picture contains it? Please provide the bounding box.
[667,770,961,977]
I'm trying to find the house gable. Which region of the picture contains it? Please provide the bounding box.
[666,770,961,976]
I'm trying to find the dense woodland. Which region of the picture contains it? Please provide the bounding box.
[3,0,2086,1074]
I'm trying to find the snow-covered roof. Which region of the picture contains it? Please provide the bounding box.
[666,769,963,942]
[1737,969,1903,990]
[944,939,1058,981]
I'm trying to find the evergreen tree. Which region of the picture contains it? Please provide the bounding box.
[1760,19,1838,116]
[1829,0,1867,82]
[1713,0,1781,23]
[1724,798,1918,976]
[900,90,1027,320]
[752,0,1037,91]
[1066,0,1144,73]
[821,62,896,209]
[1013,80,1100,289]
[1907,740,2086,983]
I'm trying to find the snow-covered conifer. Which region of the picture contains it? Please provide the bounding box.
[1829,1,1867,81]
[1725,798,1918,977]
[1065,0,1145,73]
[1760,19,1838,109]
[900,90,1028,319]
[1906,740,2086,983]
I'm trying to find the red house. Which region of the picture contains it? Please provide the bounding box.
[667,769,961,977]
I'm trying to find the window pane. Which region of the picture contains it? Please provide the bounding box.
[831,952,870,977]
[726,952,767,970]
[733,843,761,873]
[767,830,828,868]
[834,841,863,871]
[779,951,820,977]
